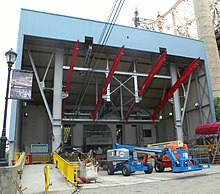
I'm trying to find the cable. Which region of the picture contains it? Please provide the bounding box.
[72,0,125,119]
[73,0,120,109]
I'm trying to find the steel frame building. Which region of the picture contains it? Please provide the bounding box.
[8,9,215,162]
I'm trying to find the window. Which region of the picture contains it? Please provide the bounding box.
[143,129,152,137]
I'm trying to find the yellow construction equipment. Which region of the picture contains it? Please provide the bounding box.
[147,140,184,148]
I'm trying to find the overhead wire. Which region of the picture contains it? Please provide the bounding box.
[72,0,125,118]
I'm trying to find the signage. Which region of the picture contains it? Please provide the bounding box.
[10,69,33,100]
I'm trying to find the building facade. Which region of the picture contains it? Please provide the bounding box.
[8,9,215,162]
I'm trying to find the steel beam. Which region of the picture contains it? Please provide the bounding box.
[125,101,136,122]
[170,63,183,142]
[62,40,79,118]
[90,46,124,120]
[181,73,192,125]
[133,61,140,103]
[63,66,171,79]
[150,58,200,121]
[63,118,159,124]
[41,52,54,89]
[52,49,64,152]
[125,51,167,121]
[138,51,167,96]
[65,40,79,93]
[28,50,53,125]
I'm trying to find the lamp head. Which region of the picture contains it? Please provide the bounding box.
[5,48,17,66]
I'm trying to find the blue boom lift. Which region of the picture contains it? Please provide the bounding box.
[106,143,210,176]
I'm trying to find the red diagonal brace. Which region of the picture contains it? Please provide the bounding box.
[125,51,167,122]
[125,101,136,122]
[150,57,200,121]
[65,40,79,93]
[62,40,79,118]
[90,46,124,120]
[139,51,167,96]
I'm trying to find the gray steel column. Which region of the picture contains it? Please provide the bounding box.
[52,49,63,151]
[170,64,183,142]
[133,61,140,103]
[105,59,110,102]
[120,86,124,120]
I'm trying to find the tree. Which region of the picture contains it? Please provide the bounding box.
[214,97,220,121]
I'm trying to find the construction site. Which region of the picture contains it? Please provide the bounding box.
[1,0,220,194]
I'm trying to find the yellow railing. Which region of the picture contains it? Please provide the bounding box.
[44,165,52,194]
[13,152,22,164]
[193,144,214,149]
[53,152,78,184]
[193,144,220,155]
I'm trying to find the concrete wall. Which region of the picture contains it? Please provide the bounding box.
[72,124,83,148]
[0,153,25,194]
[22,105,50,153]
[123,124,157,146]
[108,124,117,144]
[124,125,137,145]
[142,124,157,145]
[72,124,116,149]
[72,123,163,148]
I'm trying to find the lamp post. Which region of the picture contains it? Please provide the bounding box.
[0,48,17,167]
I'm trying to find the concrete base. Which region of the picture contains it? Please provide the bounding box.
[0,153,25,194]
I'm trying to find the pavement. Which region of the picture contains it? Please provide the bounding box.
[20,163,220,194]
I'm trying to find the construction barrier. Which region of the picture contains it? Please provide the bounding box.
[31,154,50,164]
[53,152,79,184]
[13,152,22,163]
[14,152,50,164]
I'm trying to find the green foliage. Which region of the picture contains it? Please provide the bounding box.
[63,127,71,143]
[214,97,220,121]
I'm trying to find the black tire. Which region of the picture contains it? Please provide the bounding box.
[107,165,114,175]
[122,164,131,176]
[144,163,153,174]
[190,159,199,165]
[155,161,165,172]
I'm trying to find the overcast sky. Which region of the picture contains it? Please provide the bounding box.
[0,0,177,137]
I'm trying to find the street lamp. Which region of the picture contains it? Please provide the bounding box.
[0,48,17,166]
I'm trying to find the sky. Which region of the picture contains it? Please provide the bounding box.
[0,0,177,138]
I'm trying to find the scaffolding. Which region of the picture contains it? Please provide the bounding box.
[195,122,220,164]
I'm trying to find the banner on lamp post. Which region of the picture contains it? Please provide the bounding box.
[10,69,33,100]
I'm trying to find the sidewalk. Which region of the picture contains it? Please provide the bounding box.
[21,164,73,194]
[20,163,220,194]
